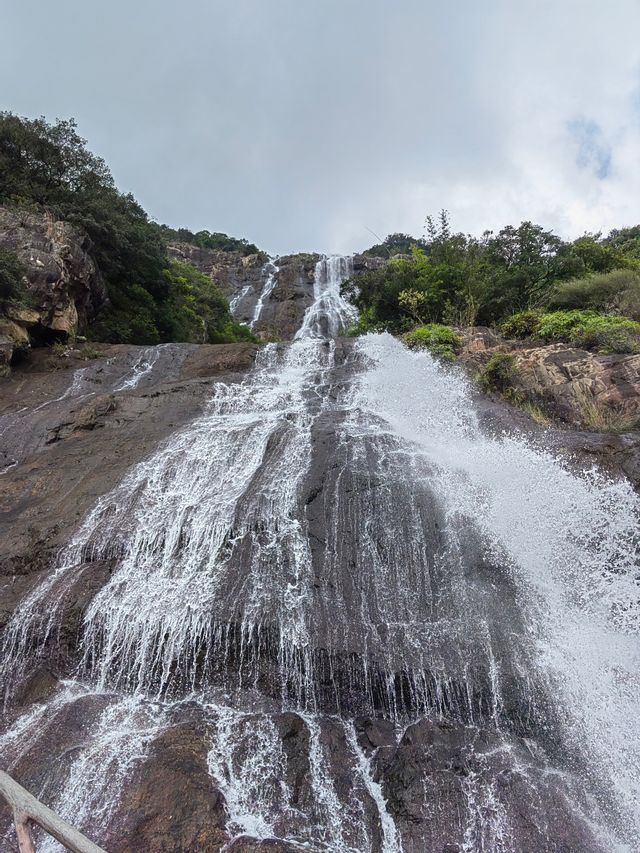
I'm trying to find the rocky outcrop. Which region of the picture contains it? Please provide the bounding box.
[0,206,107,358]
[168,242,267,291]
[461,327,640,431]
[459,327,640,489]
[0,342,258,612]
[168,246,385,342]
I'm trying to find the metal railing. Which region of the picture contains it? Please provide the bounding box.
[0,769,106,852]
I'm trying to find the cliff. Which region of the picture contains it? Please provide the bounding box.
[0,206,107,368]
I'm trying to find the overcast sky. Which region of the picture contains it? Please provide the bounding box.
[2,0,639,255]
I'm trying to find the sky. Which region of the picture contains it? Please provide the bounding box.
[2,0,639,255]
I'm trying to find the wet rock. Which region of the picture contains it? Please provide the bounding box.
[253,254,319,341]
[106,722,228,852]
[181,343,260,379]
[226,838,312,852]
[379,719,601,852]
[274,712,311,808]
[354,717,396,753]
[0,341,259,647]
[46,394,117,442]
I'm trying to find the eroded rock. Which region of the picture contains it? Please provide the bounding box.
[0,206,107,347]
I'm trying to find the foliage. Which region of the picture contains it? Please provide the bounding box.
[90,260,256,345]
[535,310,640,354]
[158,260,256,344]
[549,269,640,320]
[352,210,640,332]
[603,226,640,262]
[476,353,518,393]
[0,112,260,345]
[78,344,102,360]
[402,323,462,360]
[500,308,640,354]
[157,225,262,257]
[362,232,429,257]
[0,248,27,310]
[500,310,543,339]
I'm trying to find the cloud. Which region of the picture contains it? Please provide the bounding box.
[1,0,639,254]
[568,119,611,180]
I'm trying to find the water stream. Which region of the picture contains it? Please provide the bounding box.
[0,256,638,851]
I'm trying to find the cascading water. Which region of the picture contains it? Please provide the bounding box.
[0,255,638,852]
[250,260,279,329]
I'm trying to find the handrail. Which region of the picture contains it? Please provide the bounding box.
[0,769,106,853]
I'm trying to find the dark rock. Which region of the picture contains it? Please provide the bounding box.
[106,722,228,852]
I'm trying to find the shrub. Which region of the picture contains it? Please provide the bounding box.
[0,248,27,310]
[500,310,542,339]
[570,315,640,354]
[403,323,462,360]
[535,309,597,341]
[476,352,517,392]
[536,310,640,353]
[79,344,101,360]
[549,269,640,320]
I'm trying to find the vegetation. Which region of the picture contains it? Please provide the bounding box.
[157,225,262,257]
[476,353,518,393]
[348,212,640,337]
[549,269,640,320]
[0,112,260,344]
[501,309,640,354]
[362,232,429,257]
[403,323,462,360]
[0,248,28,311]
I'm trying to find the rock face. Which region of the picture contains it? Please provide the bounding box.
[0,206,107,357]
[169,244,383,342]
[0,262,637,852]
[461,327,640,429]
[460,327,640,487]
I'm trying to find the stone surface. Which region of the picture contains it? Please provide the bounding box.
[106,722,228,852]
[460,327,640,430]
[0,206,107,348]
[0,318,635,851]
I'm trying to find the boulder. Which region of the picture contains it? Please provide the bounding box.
[0,205,107,346]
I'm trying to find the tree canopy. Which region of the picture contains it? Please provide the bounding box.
[0,112,260,344]
[350,211,640,331]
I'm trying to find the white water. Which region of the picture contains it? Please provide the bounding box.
[354,332,640,845]
[206,706,292,841]
[296,255,357,340]
[37,696,167,853]
[229,284,253,317]
[250,260,279,329]
[344,722,402,853]
[2,259,639,850]
[112,345,164,391]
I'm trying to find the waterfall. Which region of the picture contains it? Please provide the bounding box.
[250,260,279,329]
[1,257,638,851]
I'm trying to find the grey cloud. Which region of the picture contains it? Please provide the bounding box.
[1,0,639,254]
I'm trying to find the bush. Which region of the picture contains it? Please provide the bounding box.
[156,225,262,257]
[403,323,462,360]
[535,310,640,354]
[500,310,543,339]
[0,113,261,345]
[549,269,640,320]
[570,315,640,354]
[0,248,28,310]
[535,309,597,341]
[476,352,517,392]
